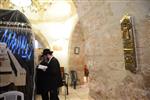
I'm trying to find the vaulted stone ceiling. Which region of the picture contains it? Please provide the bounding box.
[0,0,78,48]
[0,0,77,22]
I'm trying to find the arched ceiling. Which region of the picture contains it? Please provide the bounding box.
[0,0,77,22]
[0,0,78,48]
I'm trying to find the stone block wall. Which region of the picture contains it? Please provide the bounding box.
[75,0,150,99]
[68,22,86,85]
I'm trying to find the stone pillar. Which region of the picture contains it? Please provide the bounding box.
[75,0,150,99]
[68,22,86,85]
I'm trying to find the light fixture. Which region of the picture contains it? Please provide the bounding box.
[10,0,31,7]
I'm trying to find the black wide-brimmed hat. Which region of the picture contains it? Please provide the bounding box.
[42,49,53,55]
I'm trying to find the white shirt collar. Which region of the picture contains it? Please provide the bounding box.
[48,56,53,63]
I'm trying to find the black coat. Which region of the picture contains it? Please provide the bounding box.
[36,57,63,93]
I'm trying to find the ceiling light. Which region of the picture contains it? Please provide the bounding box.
[10,0,31,7]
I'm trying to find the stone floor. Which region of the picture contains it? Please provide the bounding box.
[36,83,93,100]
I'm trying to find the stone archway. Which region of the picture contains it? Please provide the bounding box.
[34,29,50,48]
[33,29,51,65]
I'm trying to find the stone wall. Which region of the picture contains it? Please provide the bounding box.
[35,48,43,66]
[68,22,86,85]
[75,0,150,99]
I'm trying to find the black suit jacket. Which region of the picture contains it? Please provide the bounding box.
[36,57,63,93]
[46,57,63,89]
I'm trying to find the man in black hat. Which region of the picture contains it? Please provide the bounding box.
[36,49,63,100]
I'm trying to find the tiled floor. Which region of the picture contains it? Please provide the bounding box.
[36,84,93,100]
